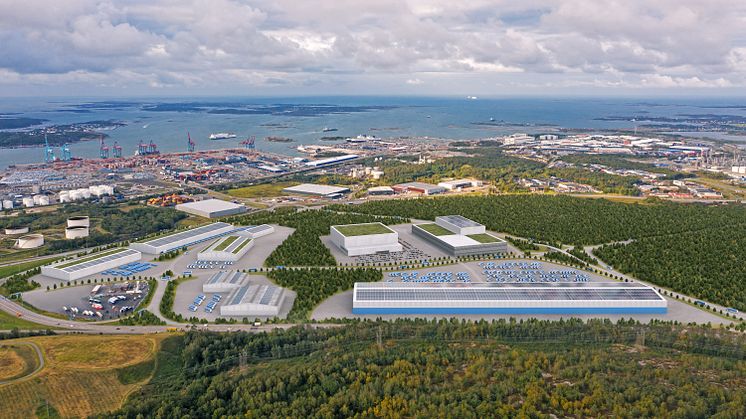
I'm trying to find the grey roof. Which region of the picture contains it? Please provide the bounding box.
[354,283,663,302]
[438,215,482,228]
[141,222,231,247]
[59,249,139,273]
[229,284,284,306]
[207,271,245,285]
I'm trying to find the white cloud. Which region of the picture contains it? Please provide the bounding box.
[0,0,744,95]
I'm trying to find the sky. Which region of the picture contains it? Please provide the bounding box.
[1,0,745,97]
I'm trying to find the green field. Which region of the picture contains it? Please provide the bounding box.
[0,257,60,279]
[54,249,125,269]
[212,235,238,251]
[226,182,299,198]
[0,310,50,330]
[334,223,393,236]
[467,233,501,243]
[232,238,252,254]
[416,223,453,236]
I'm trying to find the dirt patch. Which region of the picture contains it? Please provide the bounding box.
[36,335,156,370]
[0,347,27,380]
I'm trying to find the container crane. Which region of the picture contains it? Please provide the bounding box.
[112,141,123,158]
[241,135,256,150]
[147,140,158,154]
[43,134,55,163]
[99,136,109,159]
[137,141,148,155]
[60,143,72,161]
[187,132,195,152]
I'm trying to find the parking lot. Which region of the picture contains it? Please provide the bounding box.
[22,280,149,321]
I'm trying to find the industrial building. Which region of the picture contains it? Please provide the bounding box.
[437,179,483,191]
[412,215,507,256]
[203,271,246,293]
[41,248,142,281]
[352,282,668,314]
[367,186,395,196]
[330,222,403,256]
[243,224,275,238]
[282,183,351,198]
[198,235,253,262]
[175,198,247,218]
[304,154,359,168]
[220,284,287,317]
[129,222,235,254]
[392,182,446,195]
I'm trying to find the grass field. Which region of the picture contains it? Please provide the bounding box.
[335,222,393,236]
[0,344,37,381]
[467,233,502,243]
[416,223,453,236]
[232,238,252,254]
[0,310,51,330]
[0,334,166,419]
[0,257,60,279]
[226,181,299,198]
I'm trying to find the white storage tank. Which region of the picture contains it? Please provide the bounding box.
[15,233,44,249]
[22,197,34,208]
[38,195,50,206]
[103,185,114,195]
[4,226,29,235]
[65,226,89,239]
[59,191,70,203]
[67,216,90,228]
[69,190,82,201]
[2,200,13,209]
[81,189,91,199]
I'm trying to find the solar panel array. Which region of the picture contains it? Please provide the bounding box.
[228,284,284,307]
[60,249,140,273]
[355,284,664,302]
[141,222,232,247]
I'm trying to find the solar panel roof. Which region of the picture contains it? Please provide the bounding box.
[141,222,231,247]
[59,249,140,273]
[438,215,481,228]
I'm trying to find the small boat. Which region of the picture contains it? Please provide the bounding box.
[209,133,237,140]
[322,127,338,132]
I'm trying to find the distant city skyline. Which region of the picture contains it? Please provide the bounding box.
[1,0,745,97]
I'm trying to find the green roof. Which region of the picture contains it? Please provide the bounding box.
[213,235,239,251]
[467,233,501,243]
[231,238,252,254]
[54,249,127,269]
[334,223,393,236]
[416,223,453,236]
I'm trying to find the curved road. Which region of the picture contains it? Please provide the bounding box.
[0,341,44,385]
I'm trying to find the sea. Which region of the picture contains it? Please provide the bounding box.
[1,96,746,169]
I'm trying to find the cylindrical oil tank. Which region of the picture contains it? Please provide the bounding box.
[2,200,13,209]
[38,195,50,206]
[67,216,90,228]
[22,197,34,207]
[15,234,44,249]
[65,226,89,239]
[4,226,29,235]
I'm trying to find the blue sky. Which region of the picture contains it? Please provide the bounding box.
[1,0,745,97]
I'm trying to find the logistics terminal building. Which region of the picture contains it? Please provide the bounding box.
[412,215,507,256]
[129,222,236,254]
[198,235,254,262]
[175,198,247,219]
[220,284,287,317]
[352,282,667,315]
[330,222,403,256]
[42,248,142,281]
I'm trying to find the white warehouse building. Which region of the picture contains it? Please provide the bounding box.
[203,271,246,293]
[129,222,236,254]
[41,248,142,281]
[330,222,403,256]
[198,235,254,262]
[175,198,247,219]
[220,284,287,317]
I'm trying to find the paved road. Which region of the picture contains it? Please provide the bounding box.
[0,341,44,385]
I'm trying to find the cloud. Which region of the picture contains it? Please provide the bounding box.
[0,0,744,95]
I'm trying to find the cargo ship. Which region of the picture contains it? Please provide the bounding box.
[209,132,237,140]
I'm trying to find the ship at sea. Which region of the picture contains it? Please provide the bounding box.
[322,127,338,132]
[209,132,237,140]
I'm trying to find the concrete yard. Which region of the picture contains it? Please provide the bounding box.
[172,273,296,321]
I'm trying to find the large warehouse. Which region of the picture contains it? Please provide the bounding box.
[282,183,350,198]
[330,222,403,256]
[129,222,236,254]
[203,271,246,293]
[352,282,668,315]
[412,215,507,256]
[220,284,287,317]
[198,235,254,262]
[175,198,247,218]
[42,248,142,281]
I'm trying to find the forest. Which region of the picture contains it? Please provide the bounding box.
[108,319,746,418]
[226,208,406,266]
[268,267,381,320]
[594,224,746,312]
